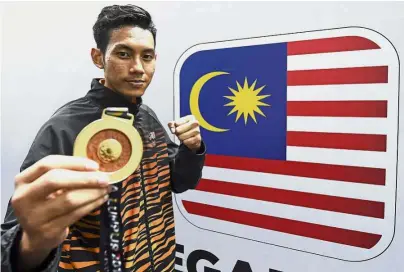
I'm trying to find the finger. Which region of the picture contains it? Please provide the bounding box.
[177,127,200,141]
[45,193,109,232]
[15,155,100,186]
[175,119,199,135]
[29,169,110,200]
[46,189,64,200]
[183,136,201,149]
[174,115,195,127]
[37,187,110,223]
[168,115,195,134]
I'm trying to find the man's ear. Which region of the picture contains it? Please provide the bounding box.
[91,48,104,69]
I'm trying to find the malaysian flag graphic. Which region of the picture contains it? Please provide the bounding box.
[173,27,399,261]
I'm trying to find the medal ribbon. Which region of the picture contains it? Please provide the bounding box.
[100,108,130,272]
[104,107,132,120]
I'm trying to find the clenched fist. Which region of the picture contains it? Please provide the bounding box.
[168,115,202,152]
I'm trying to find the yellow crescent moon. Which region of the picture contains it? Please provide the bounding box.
[190,71,229,132]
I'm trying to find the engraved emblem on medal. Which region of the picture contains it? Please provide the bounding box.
[73,107,143,183]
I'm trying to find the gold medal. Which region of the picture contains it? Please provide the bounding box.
[73,107,143,184]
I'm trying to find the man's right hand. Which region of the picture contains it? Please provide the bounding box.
[11,155,111,271]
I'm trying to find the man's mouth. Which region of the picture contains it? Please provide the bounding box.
[126,79,145,83]
[126,79,145,87]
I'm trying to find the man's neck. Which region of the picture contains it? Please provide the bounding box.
[99,79,137,104]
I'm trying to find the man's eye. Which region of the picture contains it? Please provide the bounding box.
[117,52,130,58]
[143,54,154,61]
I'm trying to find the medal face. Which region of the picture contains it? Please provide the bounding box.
[73,108,143,183]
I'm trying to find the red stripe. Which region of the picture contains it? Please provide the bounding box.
[287,66,388,86]
[287,101,387,117]
[287,36,380,55]
[206,154,385,185]
[287,131,387,151]
[197,179,385,218]
[183,201,382,249]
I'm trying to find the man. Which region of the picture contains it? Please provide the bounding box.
[1,4,205,272]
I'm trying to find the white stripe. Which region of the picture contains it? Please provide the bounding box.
[202,167,387,202]
[181,191,385,234]
[287,146,387,168]
[287,117,388,134]
[287,84,390,101]
[287,49,387,71]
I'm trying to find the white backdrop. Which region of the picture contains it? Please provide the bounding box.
[2,1,404,272]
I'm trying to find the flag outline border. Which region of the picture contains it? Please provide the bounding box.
[172,26,400,263]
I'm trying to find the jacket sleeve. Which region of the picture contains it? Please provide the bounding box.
[165,132,206,194]
[1,121,69,272]
[140,104,207,193]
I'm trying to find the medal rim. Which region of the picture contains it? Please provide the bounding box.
[73,116,143,184]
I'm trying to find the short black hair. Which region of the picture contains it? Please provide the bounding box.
[93,4,157,54]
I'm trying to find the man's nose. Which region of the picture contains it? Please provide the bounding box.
[130,57,144,74]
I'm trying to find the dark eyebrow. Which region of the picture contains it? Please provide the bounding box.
[113,44,155,54]
[143,48,155,54]
[113,44,133,52]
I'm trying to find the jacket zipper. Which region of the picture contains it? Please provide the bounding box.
[139,164,155,272]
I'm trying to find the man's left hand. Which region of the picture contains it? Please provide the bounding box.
[168,115,202,152]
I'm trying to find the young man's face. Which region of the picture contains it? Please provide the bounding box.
[96,26,156,102]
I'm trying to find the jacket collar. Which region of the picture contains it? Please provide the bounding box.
[86,78,142,111]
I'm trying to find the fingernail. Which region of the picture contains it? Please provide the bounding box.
[86,160,99,170]
[107,185,113,193]
[104,194,109,201]
[170,127,175,134]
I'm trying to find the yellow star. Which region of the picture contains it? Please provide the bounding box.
[224,77,271,124]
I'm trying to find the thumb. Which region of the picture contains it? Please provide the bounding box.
[64,227,70,239]
[168,122,176,134]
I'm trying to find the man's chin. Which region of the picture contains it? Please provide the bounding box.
[121,89,145,101]
[129,89,145,96]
